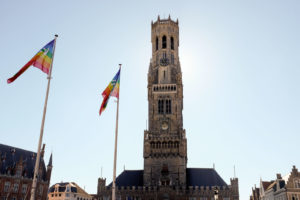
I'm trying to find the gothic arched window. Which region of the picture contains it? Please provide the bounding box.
[158,100,164,114]
[162,35,167,49]
[171,37,174,50]
[156,37,159,51]
[166,100,171,114]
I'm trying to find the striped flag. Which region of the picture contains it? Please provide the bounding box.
[7,39,55,84]
[99,68,121,115]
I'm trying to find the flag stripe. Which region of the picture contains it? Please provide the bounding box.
[7,39,55,84]
[99,68,121,115]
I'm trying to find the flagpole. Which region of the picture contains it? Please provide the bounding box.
[112,64,121,200]
[30,34,58,200]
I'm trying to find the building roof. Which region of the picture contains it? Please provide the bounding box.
[107,168,228,188]
[108,170,143,187]
[49,182,92,197]
[0,143,47,181]
[262,181,273,190]
[186,168,228,187]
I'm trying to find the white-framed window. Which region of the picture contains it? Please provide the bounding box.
[294,179,300,188]
[13,183,19,193]
[15,169,22,177]
[4,182,11,192]
[22,184,27,194]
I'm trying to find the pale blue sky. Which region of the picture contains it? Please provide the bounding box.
[1,1,299,199]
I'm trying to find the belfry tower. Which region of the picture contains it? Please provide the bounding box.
[143,16,187,187]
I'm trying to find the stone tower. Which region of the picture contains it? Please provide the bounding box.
[143,15,187,187]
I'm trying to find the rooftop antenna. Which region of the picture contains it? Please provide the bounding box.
[213,163,215,169]
[234,165,236,178]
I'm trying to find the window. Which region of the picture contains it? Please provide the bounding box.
[38,185,43,195]
[15,169,21,177]
[13,183,19,193]
[156,37,158,51]
[294,179,300,188]
[4,182,10,192]
[171,54,174,64]
[163,71,166,79]
[162,35,167,49]
[158,100,164,114]
[292,194,299,200]
[171,37,174,50]
[166,100,171,114]
[200,198,207,200]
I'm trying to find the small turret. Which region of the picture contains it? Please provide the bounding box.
[230,177,239,199]
[97,178,106,195]
[46,153,53,182]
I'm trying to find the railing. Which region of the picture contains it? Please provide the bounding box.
[152,84,177,93]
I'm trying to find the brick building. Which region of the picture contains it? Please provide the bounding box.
[0,143,52,200]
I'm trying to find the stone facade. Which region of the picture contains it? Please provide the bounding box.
[95,16,239,200]
[250,166,300,200]
[0,143,52,200]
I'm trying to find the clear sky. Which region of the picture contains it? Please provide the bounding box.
[0,1,299,199]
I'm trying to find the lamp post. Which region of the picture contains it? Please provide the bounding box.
[214,187,219,200]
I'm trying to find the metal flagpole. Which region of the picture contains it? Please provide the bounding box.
[112,64,121,200]
[30,34,58,200]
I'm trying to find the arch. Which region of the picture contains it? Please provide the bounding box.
[157,142,161,148]
[162,35,167,49]
[162,142,167,148]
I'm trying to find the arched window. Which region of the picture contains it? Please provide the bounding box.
[156,37,158,51]
[158,100,164,114]
[162,35,167,49]
[171,37,174,50]
[166,100,171,114]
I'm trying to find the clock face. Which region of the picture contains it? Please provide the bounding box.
[161,121,169,130]
[160,58,169,66]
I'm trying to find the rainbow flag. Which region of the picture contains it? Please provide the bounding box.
[99,69,121,115]
[7,39,55,84]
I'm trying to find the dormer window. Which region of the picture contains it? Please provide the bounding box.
[162,35,167,49]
